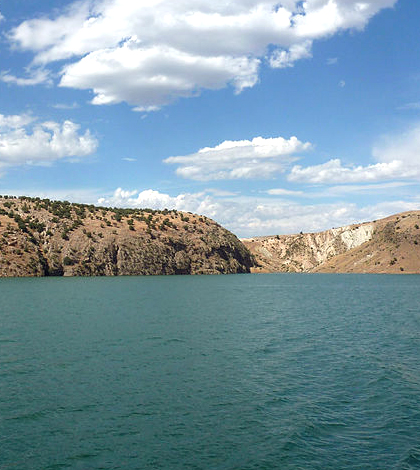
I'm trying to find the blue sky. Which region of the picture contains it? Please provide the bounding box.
[0,0,419,236]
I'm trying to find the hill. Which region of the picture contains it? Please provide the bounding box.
[242,211,420,274]
[0,196,253,277]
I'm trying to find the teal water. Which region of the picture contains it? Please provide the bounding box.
[1,274,420,470]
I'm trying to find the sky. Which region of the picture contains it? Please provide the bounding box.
[0,0,420,237]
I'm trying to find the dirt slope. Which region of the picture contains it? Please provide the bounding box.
[0,196,253,277]
[242,211,420,274]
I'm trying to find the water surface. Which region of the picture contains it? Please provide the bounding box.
[1,274,420,469]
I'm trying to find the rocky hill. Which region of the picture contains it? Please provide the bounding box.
[0,196,253,277]
[242,211,420,274]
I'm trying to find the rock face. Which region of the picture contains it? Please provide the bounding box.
[242,211,420,274]
[0,196,253,277]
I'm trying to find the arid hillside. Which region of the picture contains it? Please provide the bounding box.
[242,211,420,274]
[0,196,253,277]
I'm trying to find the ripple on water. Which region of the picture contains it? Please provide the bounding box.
[0,274,420,470]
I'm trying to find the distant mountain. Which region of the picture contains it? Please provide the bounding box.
[242,211,420,274]
[0,196,253,277]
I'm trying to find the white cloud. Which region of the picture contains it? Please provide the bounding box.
[8,183,418,237]
[288,158,409,183]
[269,40,312,68]
[60,43,260,110]
[372,124,420,165]
[268,182,416,198]
[122,157,137,162]
[97,187,211,213]
[6,0,397,110]
[289,124,420,184]
[0,188,104,204]
[339,79,346,87]
[0,114,98,171]
[165,135,311,180]
[0,68,52,86]
[205,188,238,197]
[9,183,417,237]
[0,113,35,129]
[266,188,304,196]
[96,186,420,237]
[318,181,416,195]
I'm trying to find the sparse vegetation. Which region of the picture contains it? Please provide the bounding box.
[0,195,252,277]
[63,256,75,266]
[242,211,420,274]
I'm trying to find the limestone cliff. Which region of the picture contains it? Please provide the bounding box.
[242,211,420,274]
[0,196,253,277]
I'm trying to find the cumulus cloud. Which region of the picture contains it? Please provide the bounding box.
[165,135,311,180]
[0,114,35,129]
[60,43,260,110]
[0,114,98,171]
[97,187,420,237]
[98,188,215,215]
[6,0,397,109]
[288,124,420,184]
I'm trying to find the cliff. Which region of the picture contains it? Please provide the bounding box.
[242,211,420,274]
[0,196,253,277]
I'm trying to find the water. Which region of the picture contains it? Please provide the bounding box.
[1,274,420,470]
